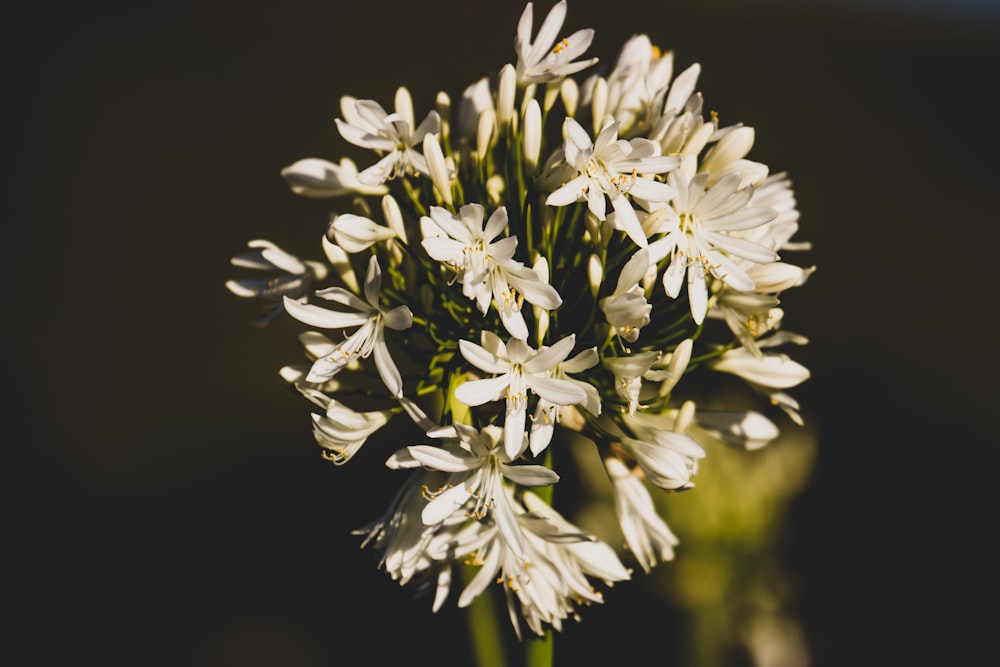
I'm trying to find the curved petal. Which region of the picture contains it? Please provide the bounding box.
[372,329,403,397]
[454,375,511,406]
[525,375,587,406]
[283,296,370,329]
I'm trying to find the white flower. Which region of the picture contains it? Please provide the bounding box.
[709,346,810,391]
[546,117,678,248]
[335,97,441,185]
[404,423,558,559]
[647,171,779,324]
[280,157,389,198]
[599,248,652,343]
[283,255,413,397]
[621,410,706,490]
[602,350,669,415]
[604,456,678,573]
[529,345,601,455]
[446,490,629,639]
[421,204,561,339]
[708,345,810,424]
[455,332,588,458]
[694,408,779,451]
[327,213,397,253]
[226,239,328,327]
[710,263,803,359]
[295,388,394,465]
[353,469,464,590]
[589,33,677,137]
[515,0,598,85]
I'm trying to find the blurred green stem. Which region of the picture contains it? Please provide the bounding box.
[526,631,554,667]
[465,578,507,667]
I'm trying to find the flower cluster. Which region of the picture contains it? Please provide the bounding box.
[227,0,814,639]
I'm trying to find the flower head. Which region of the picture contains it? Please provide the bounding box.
[228,0,815,639]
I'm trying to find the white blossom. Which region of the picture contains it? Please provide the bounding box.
[515,0,598,85]
[546,117,679,247]
[335,97,441,185]
[455,332,587,458]
[226,239,328,327]
[283,255,412,397]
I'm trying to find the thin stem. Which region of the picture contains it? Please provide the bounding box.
[524,449,554,667]
[464,572,508,667]
[525,630,554,667]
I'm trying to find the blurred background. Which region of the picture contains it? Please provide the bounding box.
[6,0,999,665]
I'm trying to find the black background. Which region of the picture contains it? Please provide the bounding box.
[6,1,999,665]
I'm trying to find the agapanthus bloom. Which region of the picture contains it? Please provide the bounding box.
[455,332,588,458]
[227,0,815,643]
[283,255,412,397]
[546,117,678,247]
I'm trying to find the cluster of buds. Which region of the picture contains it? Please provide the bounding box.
[227,0,814,638]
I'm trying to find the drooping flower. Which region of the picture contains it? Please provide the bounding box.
[599,248,652,344]
[402,423,559,559]
[280,157,389,198]
[283,255,412,397]
[604,456,679,573]
[441,490,630,639]
[295,387,395,465]
[226,239,328,327]
[620,405,706,491]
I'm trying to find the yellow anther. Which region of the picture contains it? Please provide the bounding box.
[553,38,569,54]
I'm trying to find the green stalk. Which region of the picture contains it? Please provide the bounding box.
[464,572,508,667]
[525,448,555,667]
[447,373,508,667]
[525,631,554,667]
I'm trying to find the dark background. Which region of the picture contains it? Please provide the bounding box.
[6,1,999,665]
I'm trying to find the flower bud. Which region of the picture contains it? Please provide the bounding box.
[523,99,542,175]
[497,64,516,129]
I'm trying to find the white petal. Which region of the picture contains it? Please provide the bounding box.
[406,445,477,472]
[709,349,810,389]
[458,339,510,374]
[330,214,397,253]
[526,375,587,406]
[545,176,587,206]
[373,330,403,397]
[282,297,370,329]
[687,266,708,324]
[454,375,511,406]
[524,334,576,373]
[422,483,473,526]
[501,463,559,487]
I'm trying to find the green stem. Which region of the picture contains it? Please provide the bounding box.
[447,374,508,667]
[525,631,554,667]
[524,449,555,666]
[464,571,508,667]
